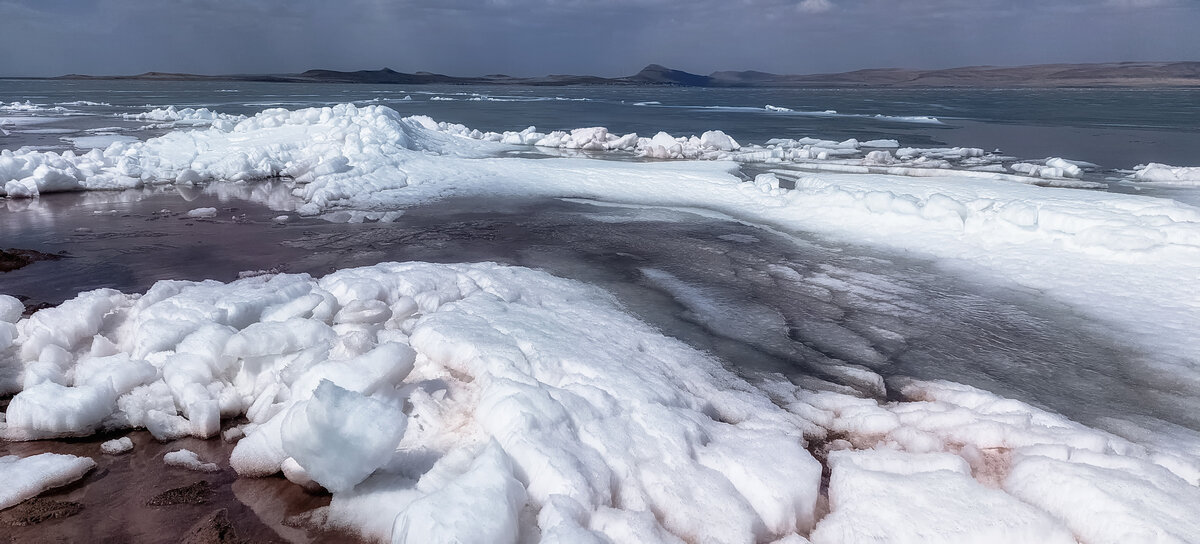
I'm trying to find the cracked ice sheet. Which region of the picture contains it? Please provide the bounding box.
[2,264,1199,543]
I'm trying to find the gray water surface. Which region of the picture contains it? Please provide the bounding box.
[4,80,1200,169]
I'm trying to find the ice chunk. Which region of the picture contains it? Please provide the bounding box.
[4,382,117,440]
[224,317,337,359]
[1045,157,1082,178]
[391,442,526,544]
[74,353,157,395]
[163,449,220,472]
[697,427,822,534]
[0,294,23,323]
[291,342,415,399]
[230,411,289,477]
[281,456,325,491]
[700,130,740,151]
[122,106,244,128]
[0,453,96,509]
[280,380,407,492]
[101,436,135,454]
[1132,162,1200,185]
[186,207,218,219]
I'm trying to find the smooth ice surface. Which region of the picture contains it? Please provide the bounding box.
[0,453,96,510]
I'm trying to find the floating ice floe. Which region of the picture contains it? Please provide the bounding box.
[57,101,113,107]
[0,262,1198,542]
[121,106,246,129]
[634,101,945,125]
[0,101,70,113]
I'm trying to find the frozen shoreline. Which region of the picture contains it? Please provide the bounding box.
[2,103,1200,542]
[2,261,1198,543]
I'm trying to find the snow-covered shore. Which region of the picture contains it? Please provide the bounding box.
[2,263,1197,543]
[3,103,1200,542]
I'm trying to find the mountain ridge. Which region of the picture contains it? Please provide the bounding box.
[46,61,1200,88]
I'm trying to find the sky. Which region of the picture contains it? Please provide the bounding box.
[0,0,1197,77]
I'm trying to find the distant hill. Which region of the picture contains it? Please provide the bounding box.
[626,64,713,86]
[703,62,1200,88]
[52,61,1200,88]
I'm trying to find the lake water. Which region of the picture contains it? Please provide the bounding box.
[4,79,1200,171]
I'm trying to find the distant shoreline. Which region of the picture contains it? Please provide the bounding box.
[7,61,1200,88]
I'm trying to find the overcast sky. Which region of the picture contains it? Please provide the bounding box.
[1,0,1196,77]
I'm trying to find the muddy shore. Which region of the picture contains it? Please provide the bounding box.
[0,415,365,544]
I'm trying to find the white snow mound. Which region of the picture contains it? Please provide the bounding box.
[2,262,1198,542]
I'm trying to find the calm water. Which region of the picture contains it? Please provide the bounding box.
[3,79,1199,169]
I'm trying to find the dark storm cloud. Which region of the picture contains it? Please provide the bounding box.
[0,0,1196,76]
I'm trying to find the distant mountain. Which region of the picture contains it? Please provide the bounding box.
[51,62,1200,88]
[626,64,713,86]
[704,62,1200,87]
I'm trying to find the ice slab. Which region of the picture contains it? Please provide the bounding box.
[0,453,96,510]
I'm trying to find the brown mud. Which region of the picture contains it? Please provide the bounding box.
[0,425,367,544]
[0,248,63,273]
